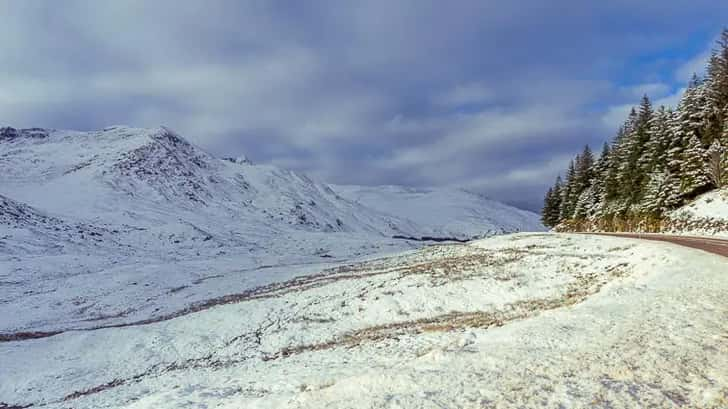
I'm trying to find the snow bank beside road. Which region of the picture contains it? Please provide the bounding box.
[668,187,728,238]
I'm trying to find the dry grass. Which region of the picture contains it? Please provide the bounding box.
[263,264,629,361]
[11,240,634,406]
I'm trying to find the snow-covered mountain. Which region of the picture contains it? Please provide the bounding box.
[0,125,540,253]
[332,185,544,240]
[0,126,410,257]
[0,125,541,333]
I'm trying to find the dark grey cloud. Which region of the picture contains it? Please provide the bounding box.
[2,1,728,211]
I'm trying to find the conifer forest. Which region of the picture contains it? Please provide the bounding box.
[542,29,728,232]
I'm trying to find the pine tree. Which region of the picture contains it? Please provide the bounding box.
[723,111,728,182]
[641,172,666,216]
[542,176,565,227]
[616,96,653,209]
[680,135,711,197]
[559,160,576,219]
[633,95,654,193]
[706,139,726,188]
[574,145,595,193]
[723,147,728,187]
[603,127,628,216]
[552,176,564,225]
[541,187,555,227]
[623,107,639,135]
[722,104,728,146]
[666,108,686,174]
[573,186,596,220]
[678,75,708,145]
[589,142,611,218]
[703,29,728,146]
[641,105,671,175]
[641,171,681,217]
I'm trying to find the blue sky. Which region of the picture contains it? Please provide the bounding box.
[1,1,727,211]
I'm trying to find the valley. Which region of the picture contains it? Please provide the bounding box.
[0,126,541,335]
[3,6,728,409]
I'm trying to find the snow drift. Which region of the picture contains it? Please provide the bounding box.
[667,187,728,237]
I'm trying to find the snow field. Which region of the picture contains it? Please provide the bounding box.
[2,233,726,408]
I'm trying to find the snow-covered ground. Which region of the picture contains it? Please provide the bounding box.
[1,233,727,408]
[668,187,728,238]
[4,126,725,408]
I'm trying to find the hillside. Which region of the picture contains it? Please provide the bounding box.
[2,234,727,408]
[0,126,540,248]
[0,125,541,333]
[0,126,410,239]
[667,187,728,237]
[333,185,544,240]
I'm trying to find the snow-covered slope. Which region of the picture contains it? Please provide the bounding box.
[0,126,410,241]
[0,125,541,333]
[1,127,726,408]
[667,187,728,237]
[1,126,540,251]
[332,185,544,240]
[2,234,726,408]
[0,193,110,254]
[0,126,412,332]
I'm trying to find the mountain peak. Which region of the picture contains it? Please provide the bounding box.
[1,125,543,241]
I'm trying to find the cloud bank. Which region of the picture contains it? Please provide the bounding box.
[1,1,727,210]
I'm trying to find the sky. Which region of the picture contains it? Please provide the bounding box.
[2,1,728,211]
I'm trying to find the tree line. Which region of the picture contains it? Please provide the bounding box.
[542,29,728,231]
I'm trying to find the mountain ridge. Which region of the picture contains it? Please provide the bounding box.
[332,184,544,240]
[1,125,542,246]
[0,125,543,333]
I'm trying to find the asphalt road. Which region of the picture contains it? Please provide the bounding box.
[588,232,728,258]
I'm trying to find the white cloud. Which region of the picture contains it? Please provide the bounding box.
[618,82,671,99]
[2,0,727,211]
[432,82,494,107]
[600,104,633,131]
[381,105,586,172]
[601,85,685,131]
[462,153,576,190]
[675,50,710,82]
[654,87,686,110]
